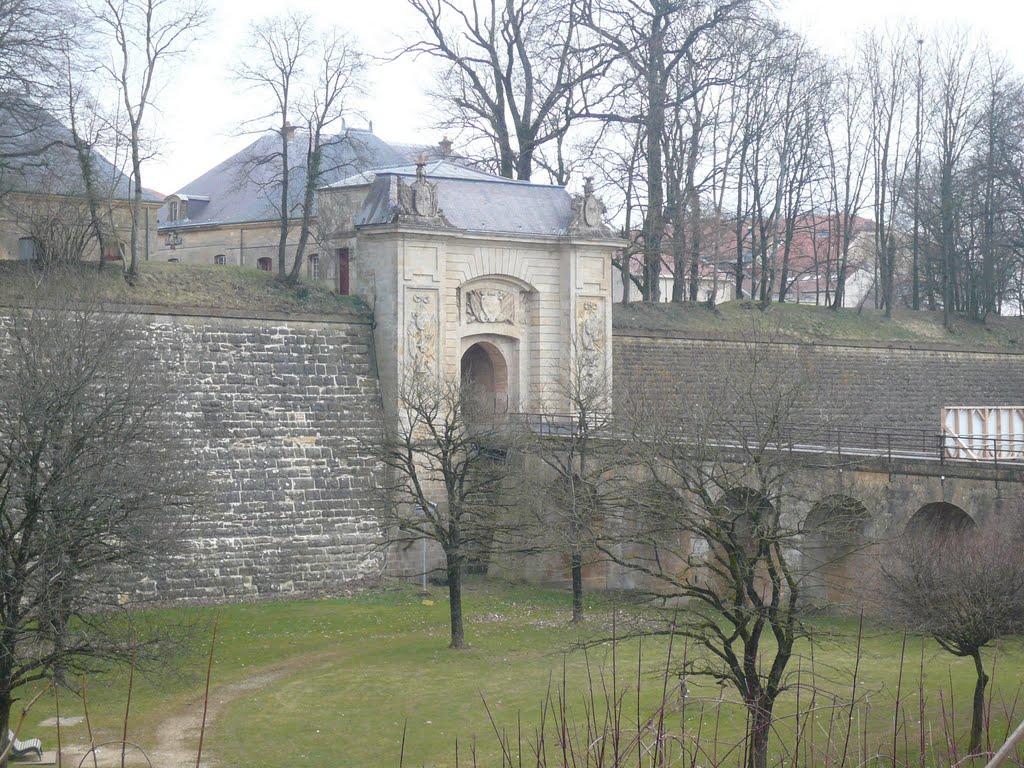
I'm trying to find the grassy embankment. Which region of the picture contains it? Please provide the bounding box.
[0,261,367,315]
[13,580,1024,767]
[615,298,1024,348]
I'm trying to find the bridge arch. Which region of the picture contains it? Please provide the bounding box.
[715,487,775,552]
[801,494,870,608]
[905,501,975,538]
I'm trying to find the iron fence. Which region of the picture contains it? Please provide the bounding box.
[506,411,1024,468]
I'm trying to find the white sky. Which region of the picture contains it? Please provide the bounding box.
[143,0,1024,195]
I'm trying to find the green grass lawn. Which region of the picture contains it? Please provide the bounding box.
[14,580,1024,767]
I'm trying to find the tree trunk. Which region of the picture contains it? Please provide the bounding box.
[642,18,666,303]
[0,691,12,768]
[127,131,143,281]
[745,693,775,768]
[735,157,746,299]
[969,648,989,756]
[287,140,320,285]
[446,554,465,649]
[571,550,584,623]
[277,122,291,278]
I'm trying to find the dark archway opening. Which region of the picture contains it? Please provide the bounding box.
[802,495,870,609]
[905,501,975,539]
[716,487,776,557]
[460,342,509,418]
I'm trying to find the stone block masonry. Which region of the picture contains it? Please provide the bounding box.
[613,330,1024,435]
[0,305,387,602]
[142,310,386,600]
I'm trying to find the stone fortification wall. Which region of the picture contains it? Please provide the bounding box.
[146,308,385,599]
[0,304,386,601]
[613,329,1024,435]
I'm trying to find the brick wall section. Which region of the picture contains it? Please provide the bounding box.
[145,310,385,600]
[613,330,1024,436]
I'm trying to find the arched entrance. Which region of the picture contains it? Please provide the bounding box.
[460,342,509,417]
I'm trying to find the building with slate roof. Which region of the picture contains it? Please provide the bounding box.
[320,156,621,415]
[155,127,452,284]
[327,158,622,580]
[0,99,162,263]
[157,128,624,430]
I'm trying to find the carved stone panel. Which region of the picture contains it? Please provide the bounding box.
[465,288,516,325]
[576,298,606,387]
[406,290,438,375]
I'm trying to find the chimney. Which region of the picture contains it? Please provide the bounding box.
[439,135,453,158]
[282,121,296,141]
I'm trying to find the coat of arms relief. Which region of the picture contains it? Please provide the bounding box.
[465,288,517,325]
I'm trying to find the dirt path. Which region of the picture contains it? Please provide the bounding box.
[58,653,335,768]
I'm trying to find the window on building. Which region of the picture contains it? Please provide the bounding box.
[309,254,320,280]
[215,254,226,265]
[169,201,179,222]
[337,248,350,295]
[17,237,36,261]
[257,257,273,272]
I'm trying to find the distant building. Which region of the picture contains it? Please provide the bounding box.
[156,128,456,288]
[613,214,911,308]
[0,99,161,263]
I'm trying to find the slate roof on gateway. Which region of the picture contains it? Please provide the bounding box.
[347,160,574,237]
[159,129,437,228]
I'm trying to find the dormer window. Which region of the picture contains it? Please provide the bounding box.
[166,195,207,223]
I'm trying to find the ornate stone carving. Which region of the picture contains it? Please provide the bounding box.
[465,288,516,325]
[578,300,603,352]
[569,177,612,236]
[577,299,605,385]
[392,156,451,227]
[407,293,437,374]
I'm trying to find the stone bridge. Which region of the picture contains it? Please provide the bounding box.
[497,417,1024,603]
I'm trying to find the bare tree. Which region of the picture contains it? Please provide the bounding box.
[880,517,1024,756]
[0,0,74,149]
[927,29,984,326]
[513,345,616,623]
[372,370,515,649]
[49,14,125,268]
[6,192,97,265]
[819,55,871,309]
[601,333,839,768]
[0,277,202,762]
[581,0,753,302]
[234,12,366,282]
[94,0,208,281]
[402,0,605,182]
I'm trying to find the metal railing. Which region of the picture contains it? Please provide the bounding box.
[507,411,1024,468]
